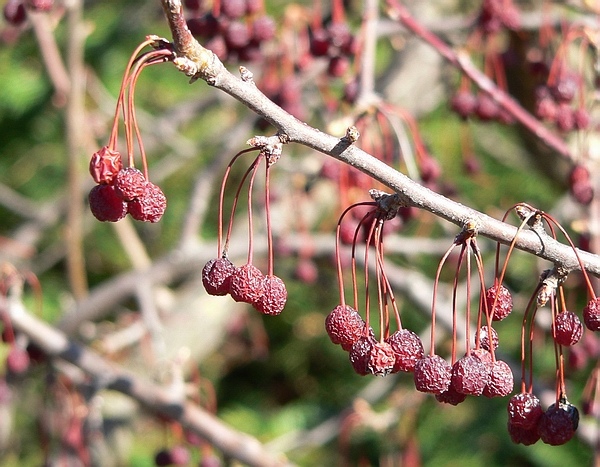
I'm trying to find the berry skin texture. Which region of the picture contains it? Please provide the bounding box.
[3,0,26,26]
[254,275,287,315]
[435,384,467,405]
[325,304,366,351]
[202,257,235,296]
[553,310,583,346]
[451,355,490,396]
[538,402,579,445]
[367,341,396,377]
[114,167,147,201]
[413,354,452,394]
[507,393,543,429]
[229,264,264,304]
[583,297,600,331]
[486,283,513,321]
[89,146,123,185]
[385,329,424,373]
[483,360,514,397]
[89,185,128,222]
[349,336,376,376]
[128,182,167,223]
[478,325,499,351]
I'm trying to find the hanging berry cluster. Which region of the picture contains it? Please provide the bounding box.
[202,138,287,316]
[88,36,173,223]
[326,190,425,377]
[185,0,276,62]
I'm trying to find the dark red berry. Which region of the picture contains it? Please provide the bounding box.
[221,0,247,19]
[435,384,467,405]
[229,264,264,304]
[310,28,330,57]
[154,449,173,466]
[535,96,557,121]
[583,297,600,331]
[486,283,513,321]
[550,73,578,103]
[114,167,147,201]
[569,164,594,205]
[89,146,123,185]
[474,93,498,121]
[555,103,575,131]
[450,91,477,119]
[127,182,167,223]
[327,55,350,78]
[451,355,490,396]
[507,392,543,429]
[482,360,513,397]
[538,401,579,445]
[202,257,235,296]
[349,335,375,376]
[478,325,499,351]
[385,329,424,373]
[367,341,396,377]
[507,421,540,445]
[573,108,590,130]
[254,275,287,315]
[413,354,452,394]
[224,21,251,49]
[89,184,128,222]
[553,310,583,346]
[325,304,365,351]
[3,0,26,26]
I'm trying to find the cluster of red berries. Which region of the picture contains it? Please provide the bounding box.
[185,0,276,62]
[308,14,357,79]
[450,90,513,124]
[202,141,287,316]
[326,191,424,377]
[88,37,174,223]
[534,79,589,133]
[3,0,52,26]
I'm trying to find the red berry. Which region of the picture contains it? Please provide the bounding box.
[482,360,514,397]
[485,283,513,321]
[349,335,375,376]
[169,445,190,465]
[221,0,247,19]
[413,354,452,394]
[114,167,147,201]
[89,185,128,222]
[385,329,424,373]
[3,0,26,26]
[252,15,276,42]
[89,146,123,185]
[128,182,167,223]
[538,401,579,445]
[478,325,499,351]
[327,55,350,78]
[569,164,594,205]
[367,341,396,376]
[535,96,557,121]
[154,449,172,466]
[507,392,543,429]
[551,73,578,103]
[435,384,467,405]
[583,297,600,331]
[6,346,30,374]
[229,264,264,304]
[553,310,583,346]
[310,28,330,57]
[573,108,590,130]
[25,0,53,11]
[325,304,366,351]
[254,275,287,315]
[202,257,235,296]
[450,91,477,119]
[474,93,499,121]
[451,355,490,396]
[224,21,251,50]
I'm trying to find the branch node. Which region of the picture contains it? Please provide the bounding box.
[345,125,360,143]
[239,66,254,83]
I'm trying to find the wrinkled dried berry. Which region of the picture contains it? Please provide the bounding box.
[128,182,167,222]
[114,167,147,201]
[413,354,452,394]
[538,402,579,445]
[583,297,600,331]
[435,384,467,405]
[89,184,128,222]
[385,329,424,373]
[229,264,264,304]
[367,341,396,377]
[478,325,499,351]
[450,91,477,119]
[89,146,123,185]
[325,304,365,351]
[202,257,235,296]
[254,275,287,315]
[483,360,513,397]
[349,335,375,376]
[3,0,26,26]
[451,355,490,396]
[553,310,583,346]
[507,392,543,429]
[486,283,513,321]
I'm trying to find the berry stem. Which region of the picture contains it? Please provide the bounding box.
[264,159,274,277]
[245,157,262,265]
[430,242,458,356]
